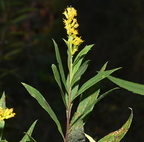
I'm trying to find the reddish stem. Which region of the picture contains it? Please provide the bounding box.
[64,106,71,142]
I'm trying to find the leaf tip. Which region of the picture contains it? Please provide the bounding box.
[21,82,26,86]
[128,107,133,114]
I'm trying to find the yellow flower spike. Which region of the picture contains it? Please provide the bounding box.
[0,107,16,121]
[63,6,83,55]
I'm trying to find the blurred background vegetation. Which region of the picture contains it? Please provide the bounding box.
[0,0,144,141]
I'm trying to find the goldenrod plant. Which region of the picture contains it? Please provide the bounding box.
[1,6,144,142]
[0,93,15,142]
[22,6,144,142]
[0,93,38,142]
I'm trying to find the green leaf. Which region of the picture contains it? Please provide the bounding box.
[22,83,64,139]
[12,14,32,23]
[16,8,37,15]
[73,44,94,74]
[4,49,22,60]
[99,62,109,72]
[71,69,120,126]
[71,84,80,102]
[20,120,37,142]
[21,133,36,142]
[0,92,6,109]
[71,60,90,87]
[85,133,96,142]
[108,76,144,95]
[71,63,113,118]
[71,63,117,126]
[51,64,62,89]
[75,68,120,100]
[98,108,133,142]
[52,39,67,91]
[0,140,8,142]
[0,93,6,140]
[9,42,23,48]
[51,64,66,106]
[97,87,119,103]
[71,83,100,126]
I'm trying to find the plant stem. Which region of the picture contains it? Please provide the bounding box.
[65,100,72,142]
[65,88,72,142]
[64,47,73,142]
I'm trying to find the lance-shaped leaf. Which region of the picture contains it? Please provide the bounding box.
[22,83,64,139]
[16,8,37,14]
[99,62,109,72]
[74,68,120,100]
[71,83,100,127]
[21,134,36,142]
[71,60,90,100]
[0,93,6,140]
[85,133,96,142]
[12,14,33,24]
[0,92,6,109]
[97,87,119,103]
[51,64,66,107]
[71,64,119,127]
[73,44,94,74]
[108,75,144,95]
[71,60,90,87]
[52,39,67,91]
[98,108,133,142]
[20,120,37,142]
[51,64,62,90]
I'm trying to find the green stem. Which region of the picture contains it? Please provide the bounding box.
[64,44,73,142]
[0,121,5,140]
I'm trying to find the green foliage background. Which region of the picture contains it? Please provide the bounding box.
[0,0,144,141]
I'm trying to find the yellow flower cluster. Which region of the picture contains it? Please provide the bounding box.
[63,7,83,55]
[0,107,16,121]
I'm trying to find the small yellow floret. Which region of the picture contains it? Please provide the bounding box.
[0,107,16,121]
[63,7,77,20]
[72,36,83,46]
